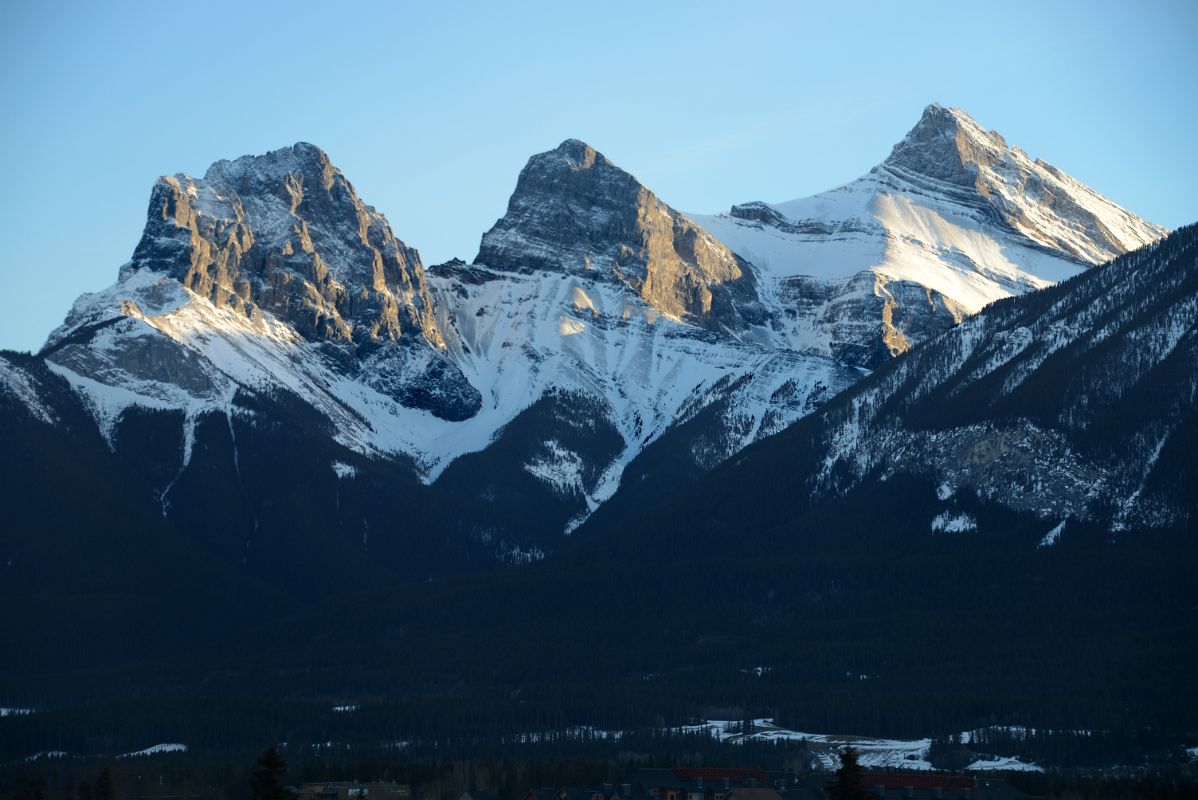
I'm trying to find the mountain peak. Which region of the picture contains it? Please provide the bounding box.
[520,139,612,174]
[875,103,1166,259]
[475,140,761,330]
[549,138,606,169]
[883,104,1008,186]
[909,103,1003,142]
[122,142,445,348]
[201,141,338,189]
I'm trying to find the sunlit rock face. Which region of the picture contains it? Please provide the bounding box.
[42,143,481,437]
[130,142,444,348]
[690,104,1168,369]
[883,104,1166,262]
[476,139,767,332]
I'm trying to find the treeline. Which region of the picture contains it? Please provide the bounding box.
[0,739,811,800]
[3,504,1198,769]
[926,728,1194,771]
[4,423,1198,774]
[1006,772,1198,800]
[5,748,1198,800]
[0,722,815,773]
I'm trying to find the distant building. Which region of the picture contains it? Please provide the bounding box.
[724,788,783,800]
[634,768,798,800]
[296,782,412,800]
[523,768,1027,800]
[521,785,641,800]
[782,773,1029,800]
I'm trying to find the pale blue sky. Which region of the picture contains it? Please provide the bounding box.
[1,0,1195,351]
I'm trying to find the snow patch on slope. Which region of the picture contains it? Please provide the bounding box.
[430,268,859,518]
[1039,520,1066,548]
[680,719,1041,772]
[331,461,358,479]
[932,511,977,534]
[119,743,188,757]
[0,358,56,424]
[525,440,586,496]
[0,707,34,717]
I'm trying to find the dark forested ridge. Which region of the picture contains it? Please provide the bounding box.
[2,229,1198,772]
[2,734,1196,800]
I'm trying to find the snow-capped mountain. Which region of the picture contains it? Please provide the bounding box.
[804,223,1198,532]
[690,104,1166,367]
[0,105,1170,566]
[3,110,1195,739]
[624,222,1198,544]
[2,137,857,558]
[427,139,857,535]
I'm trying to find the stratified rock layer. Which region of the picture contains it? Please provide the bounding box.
[691,104,1167,368]
[477,139,765,331]
[130,142,443,348]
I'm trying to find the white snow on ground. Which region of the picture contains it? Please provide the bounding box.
[331,462,358,479]
[692,185,1077,318]
[119,743,188,757]
[685,719,932,770]
[0,358,56,424]
[1039,520,1066,548]
[525,440,586,496]
[506,726,625,744]
[25,752,69,762]
[0,707,33,717]
[1111,430,1171,532]
[965,756,1044,772]
[673,719,1041,771]
[932,511,978,534]
[424,719,1044,771]
[44,264,853,522]
[428,268,857,520]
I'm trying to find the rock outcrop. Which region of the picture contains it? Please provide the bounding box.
[476,139,766,331]
[884,104,1166,262]
[128,142,443,348]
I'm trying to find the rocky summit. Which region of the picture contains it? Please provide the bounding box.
[883,104,1165,261]
[476,138,765,331]
[128,142,442,347]
[691,104,1166,368]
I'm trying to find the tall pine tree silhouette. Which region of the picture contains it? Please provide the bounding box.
[250,747,294,800]
[829,747,873,800]
[94,768,115,800]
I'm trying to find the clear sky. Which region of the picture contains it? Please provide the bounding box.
[1,0,1195,352]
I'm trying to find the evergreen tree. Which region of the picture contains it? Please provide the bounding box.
[828,747,872,800]
[13,777,46,800]
[250,746,295,800]
[94,768,115,800]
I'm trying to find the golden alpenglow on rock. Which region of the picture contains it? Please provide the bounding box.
[134,142,444,348]
[475,139,767,332]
